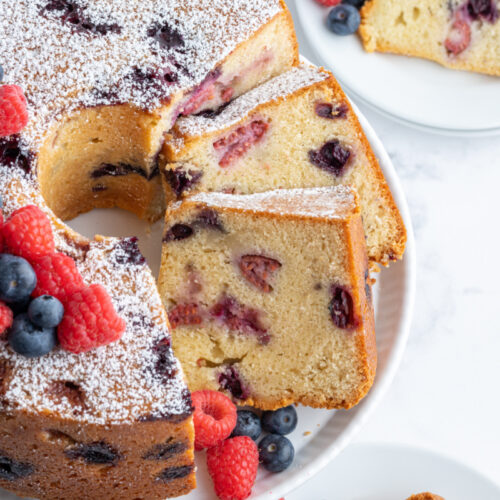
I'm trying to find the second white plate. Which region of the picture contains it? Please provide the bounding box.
[294,0,500,136]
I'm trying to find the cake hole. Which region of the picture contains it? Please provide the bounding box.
[39,430,77,447]
[413,7,421,20]
[395,11,407,26]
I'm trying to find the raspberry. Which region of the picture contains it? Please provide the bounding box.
[0,301,13,337]
[3,205,55,261]
[168,303,203,329]
[207,436,258,500]
[315,0,341,6]
[239,255,281,293]
[192,390,237,450]
[32,253,85,302]
[445,18,471,55]
[0,85,29,137]
[57,284,126,354]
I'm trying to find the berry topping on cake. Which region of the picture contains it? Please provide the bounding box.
[213,120,269,167]
[57,284,125,354]
[218,365,250,401]
[31,252,85,302]
[0,254,37,304]
[64,441,121,465]
[191,390,237,450]
[326,4,361,35]
[315,102,348,119]
[308,140,351,176]
[0,453,34,481]
[8,313,57,358]
[164,223,194,242]
[261,405,298,435]
[258,434,294,472]
[210,295,269,344]
[164,167,203,198]
[28,295,64,329]
[168,303,204,329]
[329,285,357,329]
[207,436,258,500]
[0,85,29,137]
[3,205,54,261]
[231,410,262,441]
[0,302,13,337]
[239,254,282,293]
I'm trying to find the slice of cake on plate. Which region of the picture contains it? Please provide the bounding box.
[162,64,406,266]
[360,0,500,76]
[158,186,376,410]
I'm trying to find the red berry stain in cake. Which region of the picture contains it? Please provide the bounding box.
[218,365,250,400]
[168,303,204,329]
[445,16,471,55]
[164,223,194,242]
[239,255,282,293]
[0,454,34,481]
[315,102,348,120]
[147,22,185,50]
[42,1,122,35]
[308,140,351,177]
[64,442,121,465]
[0,136,34,174]
[210,295,269,344]
[213,120,269,168]
[181,69,222,115]
[164,167,203,198]
[329,286,357,330]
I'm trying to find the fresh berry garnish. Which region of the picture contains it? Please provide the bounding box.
[258,434,295,472]
[57,284,125,354]
[9,297,30,316]
[231,410,262,441]
[445,18,471,55]
[207,436,258,500]
[0,254,37,304]
[168,303,203,329]
[261,406,297,435]
[239,255,282,293]
[0,301,13,337]
[0,85,29,137]
[3,205,55,261]
[0,65,3,83]
[191,390,237,450]
[326,4,361,35]
[329,285,356,329]
[31,252,85,302]
[341,0,366,9]
[308,140,351,176]
[315,0,341,5]
[28,295,64,328]
[8,313,57,358]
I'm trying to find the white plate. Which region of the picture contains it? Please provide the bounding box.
[287,443,500,499]
[0,104,416,500]
[293,0,500,136]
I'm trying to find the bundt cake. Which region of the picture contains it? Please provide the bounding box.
[162,63,406,266]
[158,186,376,410]
[407,493,445,500]
[0,0,298,498]
[360,0,500,76]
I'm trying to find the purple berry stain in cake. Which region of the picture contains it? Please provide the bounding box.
[0,136,34,174]
[64,442,121,465]
[147,22,185,50]
[466,0,498,22]
[195,209,225,232]
[143,439,187,461]
[164,167,203,198]
[0,454,34,481]
[308,140,351,177]
[210,295,270,344]
[113,237,146,266]
[218,365,250,401]
[157,464,194,483]
[329,285,357,330]
[91,162,157,181]
[163,223,194,242]
[213,120,269,168]
[239,255,282,293]
[153,337,179,382]
[315,102,348,120]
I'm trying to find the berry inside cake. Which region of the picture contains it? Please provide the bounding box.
[162,64,406,266]
[159,186,376,410]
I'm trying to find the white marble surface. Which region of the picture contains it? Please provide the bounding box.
[286,1,500,496]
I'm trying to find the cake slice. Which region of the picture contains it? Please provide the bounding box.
[162,64,406,266]
[359,0,500,76]
[158,186,376,410]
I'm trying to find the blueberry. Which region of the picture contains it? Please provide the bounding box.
[261,406,297,435]
[0,193,3,209]
[0,255,37,304]
[0,65,3,83]
[231,410,262,441]
[8,314,57,358]
[258,434,294,472]
[28,295,64,328]
[342,0,366,9]
[326,4,361,35]
[10,298,30,316]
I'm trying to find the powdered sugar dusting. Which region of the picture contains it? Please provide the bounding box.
[0,0,282,149]
[178,185,358,220]
[175,64,328,137]
[0,167,190,424]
